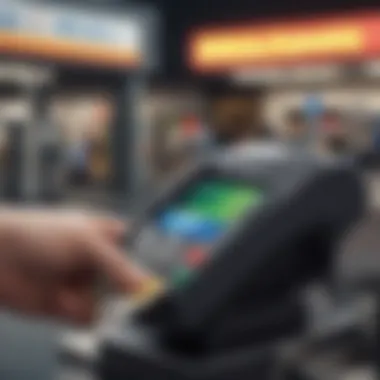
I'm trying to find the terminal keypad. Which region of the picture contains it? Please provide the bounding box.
[134,226,185,277]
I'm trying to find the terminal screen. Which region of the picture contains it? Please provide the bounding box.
[133,180,263,303]
[136,180,264,292]
[180,180,262,222]
[158,179,263,243]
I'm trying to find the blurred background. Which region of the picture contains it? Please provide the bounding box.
[0,0,380,379]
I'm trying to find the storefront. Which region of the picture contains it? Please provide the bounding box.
[0,0,158,201]
[188,12,380,155]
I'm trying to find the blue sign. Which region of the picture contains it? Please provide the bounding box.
[303,95,324,118]
[302,95,324,144]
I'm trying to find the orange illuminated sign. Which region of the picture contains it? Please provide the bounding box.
[0,32,141,68]
[188,13,380,72]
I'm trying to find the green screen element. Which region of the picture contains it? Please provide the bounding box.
[179,180,263,221]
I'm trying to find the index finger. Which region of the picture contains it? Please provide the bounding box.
[93,217,128,242]
[88,236,149,294]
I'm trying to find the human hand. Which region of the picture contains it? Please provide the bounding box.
[0,208,147,324]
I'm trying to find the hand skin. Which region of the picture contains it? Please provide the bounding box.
[0,208,148,325]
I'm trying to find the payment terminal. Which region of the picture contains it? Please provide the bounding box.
[60,145,365,380]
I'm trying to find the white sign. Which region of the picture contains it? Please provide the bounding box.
[0,0,145,54]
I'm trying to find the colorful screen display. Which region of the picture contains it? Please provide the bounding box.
[180,180,263,222]
[158,179,263,243]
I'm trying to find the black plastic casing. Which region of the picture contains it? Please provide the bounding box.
[97,147,365,380]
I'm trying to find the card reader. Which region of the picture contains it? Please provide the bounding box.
[60,146,365,380]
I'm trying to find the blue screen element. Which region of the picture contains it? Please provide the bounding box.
[159,209,225,243]
[157,180,261,244]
